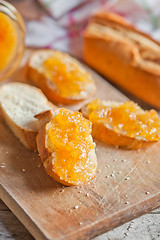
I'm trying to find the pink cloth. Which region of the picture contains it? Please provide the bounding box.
[26,0,160,58]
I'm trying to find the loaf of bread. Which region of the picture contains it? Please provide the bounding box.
[0,82,54,150]
[84,11,160,108]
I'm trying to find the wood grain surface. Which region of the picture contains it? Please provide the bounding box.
[0,50,160,240]
[1,199,160,240]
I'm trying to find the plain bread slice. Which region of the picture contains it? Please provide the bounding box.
[0,82,54,150]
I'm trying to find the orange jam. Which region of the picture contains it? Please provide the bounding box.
[43,51,94,98]
[86,99,160,141]
[0,12,18,71]
[47,109,97,185]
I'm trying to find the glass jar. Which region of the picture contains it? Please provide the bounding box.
[0,0,25,81]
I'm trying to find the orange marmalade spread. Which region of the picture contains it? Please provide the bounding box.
[47,109,97,185]
[0,13,18,71]
[43,51,94,98]
[86,99,160,141]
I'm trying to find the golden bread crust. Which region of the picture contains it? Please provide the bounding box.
[92,11,160,46]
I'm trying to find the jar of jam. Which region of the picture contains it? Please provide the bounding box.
[0,0,25,81]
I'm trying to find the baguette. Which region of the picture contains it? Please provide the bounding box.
[81,99,160,149]
[36,108,97,186]
[0,82,55,150]
[27,49,96,105]
[84,11,160,108]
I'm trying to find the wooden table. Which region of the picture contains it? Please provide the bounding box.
[1,199,160,240]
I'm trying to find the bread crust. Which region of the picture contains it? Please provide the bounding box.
[93,11,160,46]
[36,124,50,162]
[27,50,96,105]
[81,101,157,150]
[84,12,160,108]
[34,108,58,130]
[91,122,154,150]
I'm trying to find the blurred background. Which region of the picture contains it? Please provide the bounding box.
[8,0,160,57]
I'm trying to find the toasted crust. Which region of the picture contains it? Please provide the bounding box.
[84,11,160,108]
[27,50,96,105]
[81,101,157,150]
[91,122,154,150]
[36,123,51,162]
[36,109,97,186]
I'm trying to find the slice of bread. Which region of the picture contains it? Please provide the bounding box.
[27,49,96,104]
[81,100,160,149]
[36,108,97,186]
[0,82,55,150]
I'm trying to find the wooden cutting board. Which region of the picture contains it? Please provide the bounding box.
[0,50,160,240]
